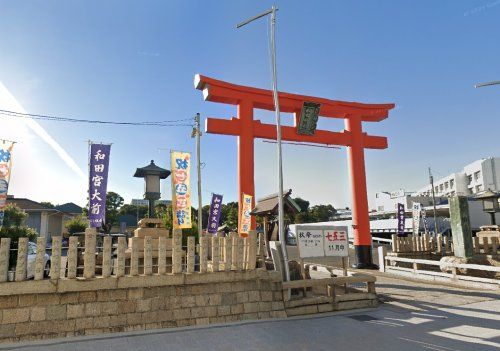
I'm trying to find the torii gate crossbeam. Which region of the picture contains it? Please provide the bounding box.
[195,74,395,268]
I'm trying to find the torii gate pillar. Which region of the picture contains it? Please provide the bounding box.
[345,115,373,267]
[237,100,257,230]
[195,74,394,269]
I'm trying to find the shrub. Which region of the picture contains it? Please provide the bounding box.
[65,216,88,235]
[0,204,38,269]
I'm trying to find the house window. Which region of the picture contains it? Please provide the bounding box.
[445,182,449,189]
[468,175,473,185]
[450,191,455,196]
[476,185,483,192]
[435,186,439,193]
[450,179,454,189]
[474,171,481,181]
[439,184,444,191]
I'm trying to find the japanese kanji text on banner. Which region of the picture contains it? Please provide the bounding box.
[0,141,14,228]
[292,224,349,258]
[239,193,252,235]
[207,193,223,234]
[397,203,405,236]
[88,143,111,228]
[412,202,422,235]
[171,151,192,229]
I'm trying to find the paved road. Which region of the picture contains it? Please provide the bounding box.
[2,273,499,351]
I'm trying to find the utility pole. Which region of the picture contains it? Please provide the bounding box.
[428,167,438,235]
[192,113,203,238]
[237,6,289,282]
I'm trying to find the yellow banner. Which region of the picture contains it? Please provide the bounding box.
[171,151,192,229]
[239,193,252,235]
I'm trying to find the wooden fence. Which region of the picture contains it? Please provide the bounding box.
[391,234,499,255]
[0,230,264,283]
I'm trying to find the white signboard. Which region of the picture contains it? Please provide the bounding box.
[390,189,405,199]
[296,228,324,258]
[324,228,349,257]
[296,225,349,258]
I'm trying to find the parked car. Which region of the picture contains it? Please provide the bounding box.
[26,241,51,279]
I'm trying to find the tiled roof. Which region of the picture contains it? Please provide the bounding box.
[250,189,301,216]
[55,202,83,214]
[7,198,58,211]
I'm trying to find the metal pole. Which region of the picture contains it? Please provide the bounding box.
[236,6,289,282]
[195,113,203,237]
[269,6,289,280]
[428,167,438,235]
[475,80,500,88]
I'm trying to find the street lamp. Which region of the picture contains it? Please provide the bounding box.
[474,189,500,225]
[236,6,290,283]
[133,160,170,219]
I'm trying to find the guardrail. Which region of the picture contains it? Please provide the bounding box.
[378,247,499,289]
[0,230,263,283]
[347,236,392,245]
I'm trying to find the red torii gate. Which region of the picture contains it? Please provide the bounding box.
[195,74,394,268]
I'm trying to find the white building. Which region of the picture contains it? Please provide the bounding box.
[415,157,500,197]
[374,189,447,213]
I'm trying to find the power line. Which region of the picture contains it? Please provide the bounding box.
[0,109,194,127]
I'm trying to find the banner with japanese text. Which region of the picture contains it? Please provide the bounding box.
[171,151,192,229]
[88,143,111,228]
[397,203,405,236]
[207,193,223,234]
[239,193,252,235]
[421,207,429,233]
[411,202,421,235]
[0,141,14,228]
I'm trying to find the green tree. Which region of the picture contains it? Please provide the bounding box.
[119,204,148,219]
[102,191,124,233]
[201,204,210,229]
[309,204,337,222]
[293,197,310,212]
[40,202,55,209]
[1,204,27,228]
[64,216,88,235]
[161,204,173,230]
[0,204,38,269]
[220,202,238,231]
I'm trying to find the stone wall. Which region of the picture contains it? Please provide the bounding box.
[0,270,286,343]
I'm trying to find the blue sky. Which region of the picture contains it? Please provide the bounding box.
[0,0,499,209]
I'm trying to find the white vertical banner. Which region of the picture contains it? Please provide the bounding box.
[412,202,422,235]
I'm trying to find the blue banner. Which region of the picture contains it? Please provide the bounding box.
[397,203,405,236]
[207,193,223,234]
[88,143,111,228]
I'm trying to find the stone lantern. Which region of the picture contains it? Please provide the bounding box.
[474,189,500,225]
[133,160,170,218]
